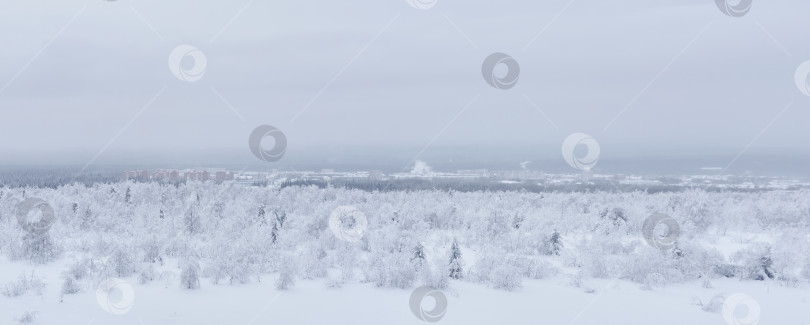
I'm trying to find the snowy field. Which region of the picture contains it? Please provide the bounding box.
[2,262,808,325]
[1,182,809,324]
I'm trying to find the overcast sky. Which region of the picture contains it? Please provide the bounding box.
[1,0,809,168]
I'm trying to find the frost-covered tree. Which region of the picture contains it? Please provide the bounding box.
[472,253,525,290]
[12,233,59,264]
[512,213,525,229]
[180,259,201,290]
[109,245,136,277]
[412,243,426,269]
[489,263,523,290]
[257,204,267,225]
[271,220,279,245]
[141,238,162,264]
[334,242,358,283]
[300,246,328,280]
[732,243,775,281]
[206,239,254,285]
[81,206,94,230]
[366,251,416,289]
[594,207,628,234]
[275,255,297,290]
[184,206,202,234]
[139,264,156,284]
[543,230,563,256]
[61,277,80,295]
[448,239,464,279]
[274,209,286,228]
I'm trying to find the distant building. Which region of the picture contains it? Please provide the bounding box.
[122,169,238,182]
[183,171,211,181]
[500,170,545,180]
[457,169,489,177]
[215,171,234,181]
[152,171,168,180]
[122,170,149,181]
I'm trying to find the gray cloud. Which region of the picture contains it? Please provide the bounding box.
[1,0,809,168]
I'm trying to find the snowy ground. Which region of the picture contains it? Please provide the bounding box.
[2,256,809,325]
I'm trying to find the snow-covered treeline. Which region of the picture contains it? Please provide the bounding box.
[2,182,809,294]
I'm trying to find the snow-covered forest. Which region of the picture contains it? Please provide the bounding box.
[2,181,809,324]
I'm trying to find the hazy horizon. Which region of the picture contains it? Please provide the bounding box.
[3,148,810,178]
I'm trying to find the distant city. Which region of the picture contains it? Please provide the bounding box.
[121,165,810,191]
